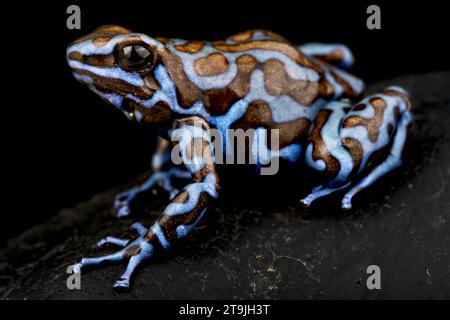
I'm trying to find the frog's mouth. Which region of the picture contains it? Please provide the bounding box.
[72,69,155,102]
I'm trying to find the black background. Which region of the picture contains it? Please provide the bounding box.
[4,0,449,243]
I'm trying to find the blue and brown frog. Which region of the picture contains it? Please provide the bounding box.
[67,26,412,289]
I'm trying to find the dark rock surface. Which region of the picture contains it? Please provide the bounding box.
[1,71,449,299]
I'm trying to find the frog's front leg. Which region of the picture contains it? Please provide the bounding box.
[72,116,220,289]
[301,87,412,209]
[114,137,191,217]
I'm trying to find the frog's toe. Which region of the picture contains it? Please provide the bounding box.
[97,236,130,247]
[73,250,127,273]
[114,189,139,217]
[299,196,313,207]
[114,190,135,204]
[116,204,132,218]
[130,222,148,236]
[113,278,130,290]
[114,198,133,217]
[341,196,353,210]
[300,182,352,208]
[299,184,326,207]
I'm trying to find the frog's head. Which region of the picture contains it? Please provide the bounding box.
[67,25,171,123]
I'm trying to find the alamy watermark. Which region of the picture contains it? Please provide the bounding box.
[66,4,383,32]
[66,5,81,30]
[66,265,81,290]
[170,125,282,175]
[366,265,381,290]
[367,5,381,30]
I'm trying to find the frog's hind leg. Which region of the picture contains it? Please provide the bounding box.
[301,100,355,206]
[341,97,412,209]
[301,87,412,209]
[299,43,354,69]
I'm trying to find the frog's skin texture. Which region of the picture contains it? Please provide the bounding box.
[67,26,412,289]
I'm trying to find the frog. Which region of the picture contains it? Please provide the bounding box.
[67,25,412,289]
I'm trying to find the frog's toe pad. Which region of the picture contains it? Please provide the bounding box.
[299,196,313,207]
[114,189,139,217]
[116,205,132,218]
[113,278,130,290]
[341,197,353,210]
[114,197,133,217]
[71,263,82,274]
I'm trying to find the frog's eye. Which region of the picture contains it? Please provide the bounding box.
[117,44,154,71]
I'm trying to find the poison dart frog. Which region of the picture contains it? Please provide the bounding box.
[67,26,412,289]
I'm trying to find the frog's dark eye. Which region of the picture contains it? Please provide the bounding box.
[117,45,154,71]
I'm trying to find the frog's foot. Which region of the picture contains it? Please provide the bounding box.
[71,222,152,290]
[114,187,140,218]
[114,168,191,217]
[300,182,351,207]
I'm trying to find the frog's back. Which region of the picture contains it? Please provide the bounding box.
[157,29,353,148]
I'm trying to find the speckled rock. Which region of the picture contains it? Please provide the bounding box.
[1,71,449,299]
